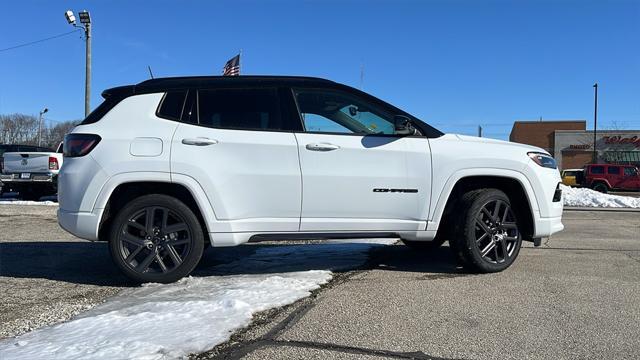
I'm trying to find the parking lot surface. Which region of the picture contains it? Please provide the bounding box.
[1,206,639,359]
[204,210,640,360]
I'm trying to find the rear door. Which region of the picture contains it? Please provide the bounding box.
[171,87,304,233]
[291,87,430,232]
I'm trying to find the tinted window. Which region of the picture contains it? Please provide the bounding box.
[197,88,289,131]
[608,166,620,175]
[295,89,396,135]
[590,166,604,174]
[624,167,638,176]
[157,91,187,120]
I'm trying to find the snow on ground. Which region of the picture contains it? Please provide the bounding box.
[0,193,58,206]
[561,184,640,208]
[0,239,396,360]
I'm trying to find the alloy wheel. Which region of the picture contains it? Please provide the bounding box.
[116,206,192,274]
[474,199,520,264]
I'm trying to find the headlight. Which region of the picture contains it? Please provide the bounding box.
[528,152,557,169]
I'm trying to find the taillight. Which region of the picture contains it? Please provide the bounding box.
[63,134,101,157]
[48,156,59,170]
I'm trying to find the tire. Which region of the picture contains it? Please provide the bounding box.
[401,237,445,251]
[592,182,608,193]
[108,194,205,283]
[450,189,523,273]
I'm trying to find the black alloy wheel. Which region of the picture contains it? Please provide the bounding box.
[109,194,204,283]
[450,189,523,273]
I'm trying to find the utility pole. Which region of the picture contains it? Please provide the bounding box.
[38,108,48,146]
[65,10,92,117]
[593,83,598,164]
[478,125,483,137]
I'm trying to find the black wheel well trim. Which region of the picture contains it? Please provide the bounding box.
[437,175,536,241]
[98,181,209,242]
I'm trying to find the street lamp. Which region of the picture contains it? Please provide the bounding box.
[38,108,48,146]
[65,9,92,117]
[593,83,598,164]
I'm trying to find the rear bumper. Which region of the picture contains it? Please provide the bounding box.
[57,208,100,241]
[0,173,57,188]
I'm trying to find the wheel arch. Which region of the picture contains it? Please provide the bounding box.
[431,171,537,241]
[95,175,215,242]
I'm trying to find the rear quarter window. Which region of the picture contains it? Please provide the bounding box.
[156,91,187,121]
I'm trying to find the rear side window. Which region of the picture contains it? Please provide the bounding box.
[607,166,620,175]
[157,91,187,120]
[590,166,604,174]
[197,88,294,131]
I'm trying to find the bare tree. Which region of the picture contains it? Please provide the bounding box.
[0,113,78,149]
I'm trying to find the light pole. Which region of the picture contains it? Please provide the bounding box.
[38,108,48,146]
[593,83,598,164]
[65,10,92,117]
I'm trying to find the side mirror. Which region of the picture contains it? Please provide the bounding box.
[394,115,415,136]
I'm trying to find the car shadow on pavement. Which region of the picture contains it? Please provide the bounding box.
[0,241,465,287]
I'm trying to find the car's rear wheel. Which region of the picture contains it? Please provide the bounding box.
[108,194,204,283]
[592,182,608,193]
[450,189,522,273]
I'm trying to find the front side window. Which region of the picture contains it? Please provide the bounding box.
[591,166,604,174]
[294,89,396,135]
[197,88,288,131]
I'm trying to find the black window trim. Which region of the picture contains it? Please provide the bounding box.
[156,90,188,121]
[290,86,432,139]
[184,86,302,133]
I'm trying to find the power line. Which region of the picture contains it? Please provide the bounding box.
[0,29,81,53]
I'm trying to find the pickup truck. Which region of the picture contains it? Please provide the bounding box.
[583,164,640,193]
[0,143,63,200]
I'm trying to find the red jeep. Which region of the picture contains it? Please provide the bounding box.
[583,164,640,193]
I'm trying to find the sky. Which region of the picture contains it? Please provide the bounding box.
[1,0,638,139]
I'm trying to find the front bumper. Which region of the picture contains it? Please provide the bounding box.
[533,215,564,238]
[57,208,101,241]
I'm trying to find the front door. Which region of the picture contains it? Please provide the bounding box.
[292,88,431,232]
[171,88,303,233]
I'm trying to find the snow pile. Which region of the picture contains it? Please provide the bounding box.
[0,200,58,206]
[561,184,640,208]
[0,239,396,360]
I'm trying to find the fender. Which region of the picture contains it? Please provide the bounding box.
[91,171,219,237]
[427,168,540,232]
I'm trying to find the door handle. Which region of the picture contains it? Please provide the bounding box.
[306,143,340,152]
[182,138,218,146]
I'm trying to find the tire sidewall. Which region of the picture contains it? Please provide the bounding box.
[108,194,205,283]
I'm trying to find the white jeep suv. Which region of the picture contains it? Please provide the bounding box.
[58,76,564,283]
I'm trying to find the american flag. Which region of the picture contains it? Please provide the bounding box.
[222,54,240,76]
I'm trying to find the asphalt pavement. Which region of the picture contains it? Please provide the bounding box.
[1,206,638,359]
[202,210,640,360]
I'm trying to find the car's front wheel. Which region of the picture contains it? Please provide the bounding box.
[108,194,205,283]
[450,189,522,273]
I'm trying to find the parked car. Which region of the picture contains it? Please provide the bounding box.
[0,143,63,200]
[561,168,584,187]
[57,76,564,283]
[1,144,55,195]
[583,164,640,193]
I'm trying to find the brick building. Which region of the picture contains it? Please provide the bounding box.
[509,120,640,170]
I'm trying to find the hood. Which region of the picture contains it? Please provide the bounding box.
[446,134,548,155]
